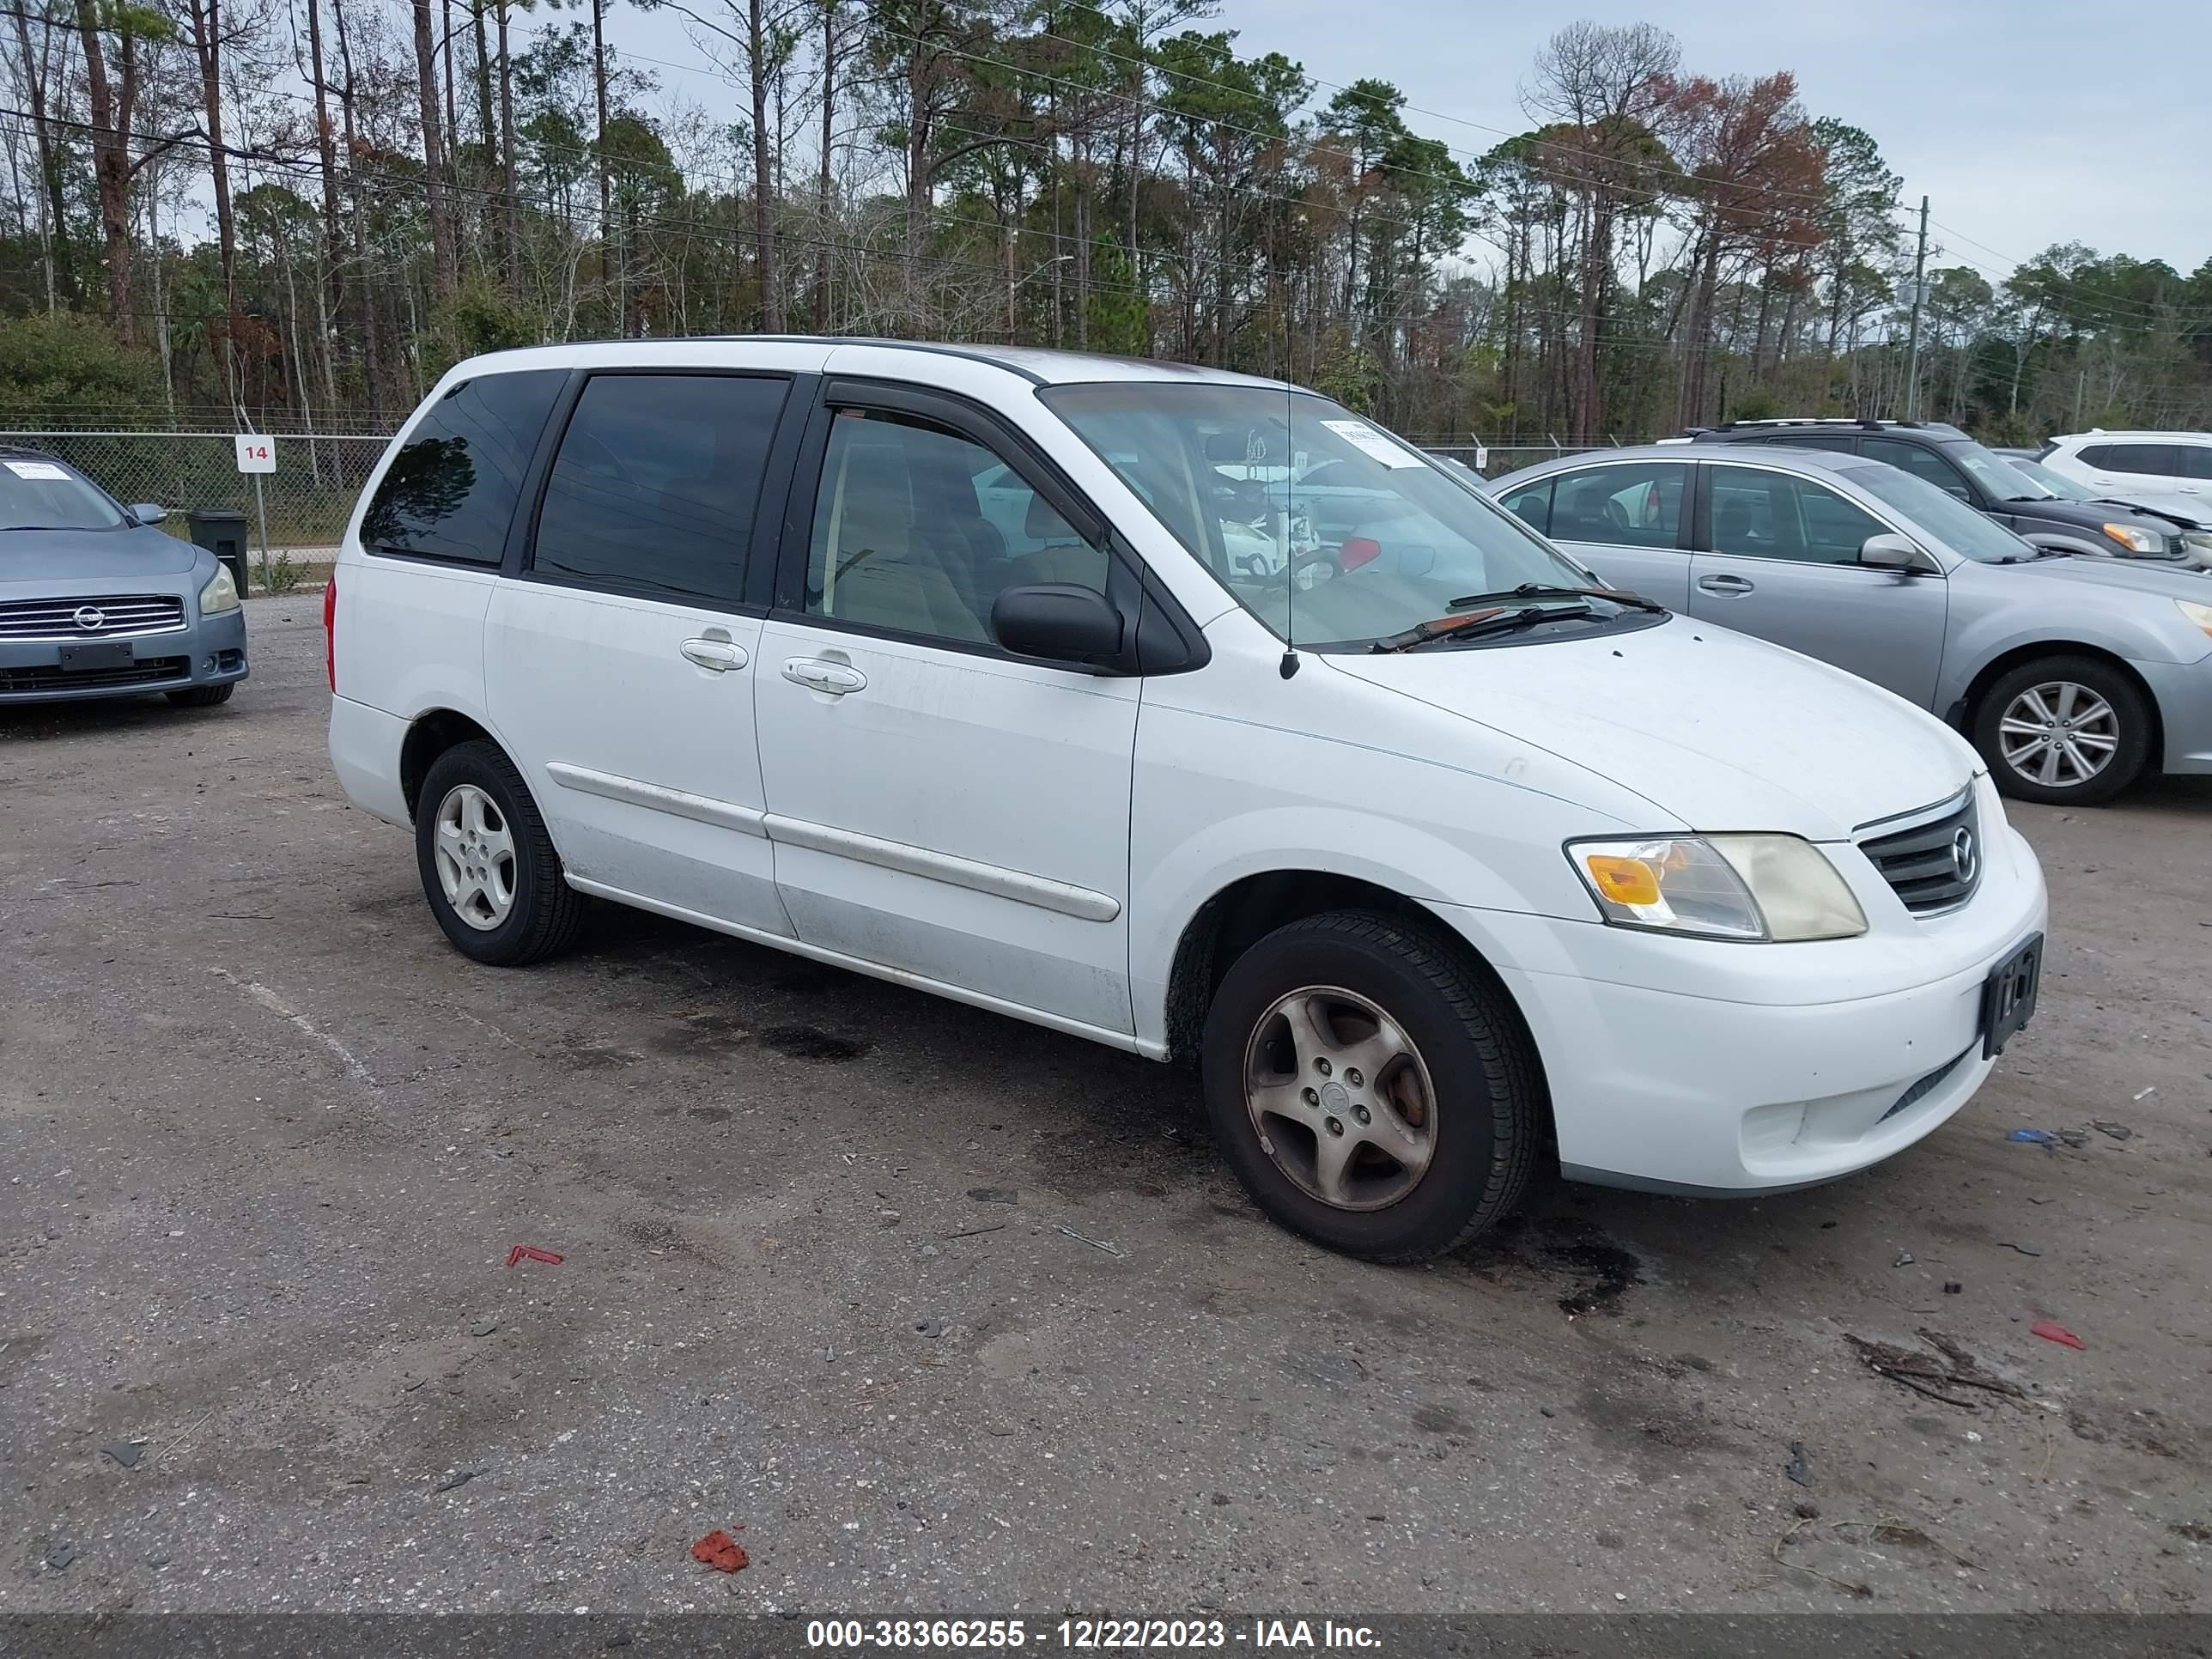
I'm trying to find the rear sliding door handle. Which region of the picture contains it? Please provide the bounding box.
[782,658,867,695]
[681,637,746,672]
[1698,574,1755,596]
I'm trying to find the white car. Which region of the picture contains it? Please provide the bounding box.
[326,340,2048,1261]
[2039,430,2212,501]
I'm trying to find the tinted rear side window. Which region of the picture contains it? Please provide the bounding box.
[2098,443,2180,475]
[532,374,790,605]
[362,369,566,564]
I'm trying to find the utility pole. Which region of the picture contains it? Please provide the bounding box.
[1902,193,1929,421]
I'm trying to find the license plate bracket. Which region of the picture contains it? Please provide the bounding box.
[58,640,133,672]
[1980,933,2042,1058]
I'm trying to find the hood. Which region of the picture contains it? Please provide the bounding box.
[2013,497,2172,533]
[1996,552,2212,599]
[0,526,202,584]
[2086,493,2209,530]
[1325,616,1973,840]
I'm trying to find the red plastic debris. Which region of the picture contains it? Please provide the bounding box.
[2030,1318,2085,1350]
[505,1245,563,1268]
[690,1528,749,1572]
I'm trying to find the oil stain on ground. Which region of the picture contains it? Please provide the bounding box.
[756,1025,868,1061]
[1466,1213,1645,1316]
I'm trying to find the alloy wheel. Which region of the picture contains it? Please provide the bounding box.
[1242,984,1437,1211]
[432,782,517,931]
[1997,681,2118,790]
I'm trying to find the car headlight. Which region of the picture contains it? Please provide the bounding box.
[1570,835,1868,942]
[198,564,240,615]
[2177,599,2212,639]
[2101,522,2164,554]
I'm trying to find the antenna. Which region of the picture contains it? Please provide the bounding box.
[1279,374,1298,679]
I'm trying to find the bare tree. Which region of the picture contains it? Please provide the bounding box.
[1521,20,1682,443]
[410,0,457,295]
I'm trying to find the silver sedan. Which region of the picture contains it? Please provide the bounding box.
[1487,444,2212,805]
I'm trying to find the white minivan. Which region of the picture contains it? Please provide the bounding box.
[327,339,2048,1261]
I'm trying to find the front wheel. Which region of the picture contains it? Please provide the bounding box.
[1200,909,1540,1261]
[1972,655,2151,806]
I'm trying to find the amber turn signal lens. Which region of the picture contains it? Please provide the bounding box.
[1584,854,1661,907]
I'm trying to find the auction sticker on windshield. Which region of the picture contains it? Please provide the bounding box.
[1319,419,1423,467]
[4,459,68,480]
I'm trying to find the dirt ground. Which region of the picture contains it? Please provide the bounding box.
[3,597,2208,1615]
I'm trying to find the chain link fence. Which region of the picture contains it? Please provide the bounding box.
[0,430,393,585]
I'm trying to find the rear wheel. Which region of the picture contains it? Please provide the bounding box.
[166,684,234,708]
[1200,909,1540,1261]
[415,741,586,965]
[1972,655,2150,806]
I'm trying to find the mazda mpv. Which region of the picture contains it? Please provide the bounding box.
[327,341,2048,1261]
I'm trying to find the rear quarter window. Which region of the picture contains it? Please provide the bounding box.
[362,369,567,565]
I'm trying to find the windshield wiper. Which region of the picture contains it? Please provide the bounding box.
[1446,581,1666,615]
[1370,602,1601,653]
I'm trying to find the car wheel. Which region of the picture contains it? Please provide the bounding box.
[166,684,234,707]
[415,740,586,965]
[1200,908,1540,1261]
[1972,655,2150,806]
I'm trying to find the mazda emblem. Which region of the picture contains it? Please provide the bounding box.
[1951,826,1978,884]
[73,605,106,632]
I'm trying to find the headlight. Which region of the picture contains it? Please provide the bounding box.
[198,564,239,615]
[1570,835,1868,942]
[2177,599,2212,639]
[2101,522,2164,554]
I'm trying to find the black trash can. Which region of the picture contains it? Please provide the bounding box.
[185,507,251,598]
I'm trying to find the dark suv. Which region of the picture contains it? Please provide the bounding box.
[1676,419,2191,563]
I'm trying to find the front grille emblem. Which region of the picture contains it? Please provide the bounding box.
[73,605,106,632]
[1951,826,1978,884]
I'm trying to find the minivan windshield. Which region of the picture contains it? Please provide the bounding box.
[1844,463,2041,563]
[1042,383,1619,649]
[0,456,127,531]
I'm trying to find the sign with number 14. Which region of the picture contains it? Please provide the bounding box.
[234,434,276,474]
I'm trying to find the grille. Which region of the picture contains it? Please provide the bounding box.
[1858,790,1982,915]
[0,655,190,693]
[0,593,185,639]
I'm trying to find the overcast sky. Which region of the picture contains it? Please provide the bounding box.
[1207,0,2210,277]
[592,0,2209,281]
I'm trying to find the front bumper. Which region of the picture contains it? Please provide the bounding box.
[0,604,247,704]
[1433,787,2049,1194]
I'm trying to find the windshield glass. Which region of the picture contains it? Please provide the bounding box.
[1040,383,1608,648]
[1947,441,2051,501]
[0,456,128,531]
[2004,455,2094,500]
[1844,464,2039,562]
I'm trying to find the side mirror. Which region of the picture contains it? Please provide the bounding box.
[129,502,168,526]
[991,583,1124,667]
[1860,532,1936,574]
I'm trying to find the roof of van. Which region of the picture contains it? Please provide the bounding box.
[459,336,1291,390]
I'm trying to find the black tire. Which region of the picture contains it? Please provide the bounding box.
[1972,654,2151,806]
[1200,908,1541,1262]
[414,740,586,966]
[166,684,234,708]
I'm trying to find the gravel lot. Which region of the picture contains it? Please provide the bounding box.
[3,596,2209,1615]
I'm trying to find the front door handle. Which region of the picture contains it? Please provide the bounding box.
[1698,573,1756,596]
[782,658,867,695]
[681,637,746,672]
